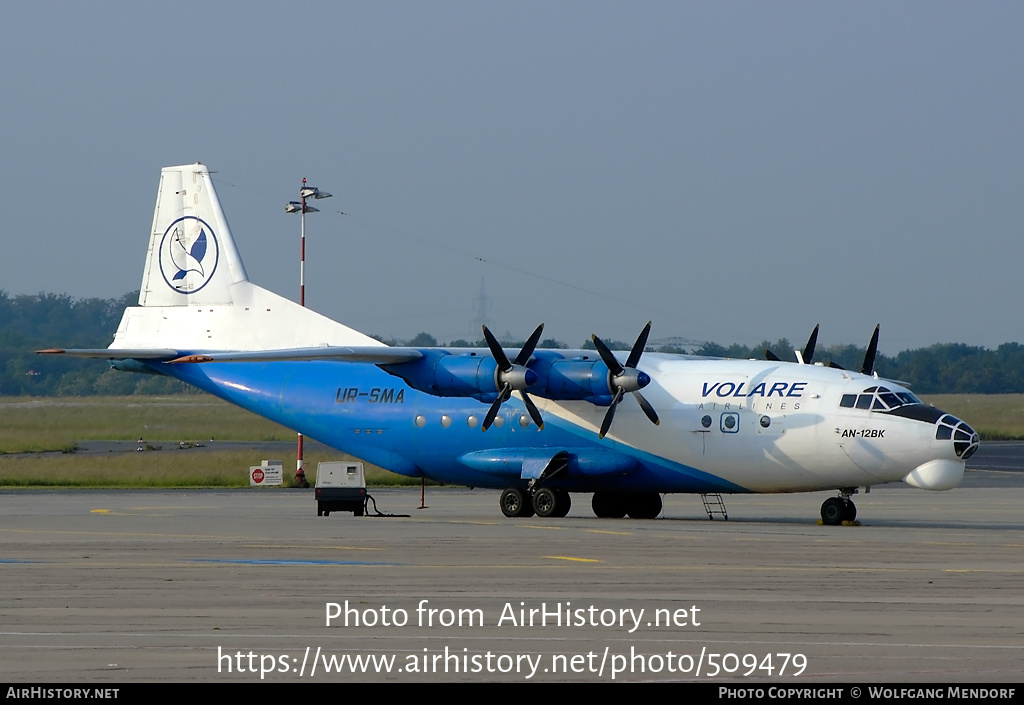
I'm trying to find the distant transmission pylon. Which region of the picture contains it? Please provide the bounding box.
[471,277,493,337]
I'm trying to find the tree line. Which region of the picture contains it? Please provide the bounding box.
[3,291,1023,396]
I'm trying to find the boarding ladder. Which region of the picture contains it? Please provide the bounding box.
[700,493,728,521]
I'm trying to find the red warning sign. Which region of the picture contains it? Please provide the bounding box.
[250,462,283,486]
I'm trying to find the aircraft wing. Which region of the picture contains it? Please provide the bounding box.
[166,347,425,364]
[37,346,424,365]
[37,348,182,360]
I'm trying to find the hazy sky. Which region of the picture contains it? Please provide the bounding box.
[2,2,1021,352]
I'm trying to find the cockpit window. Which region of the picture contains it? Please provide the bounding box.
[840,386,923,412]
[936,414,980,460]
[879,392,901,408]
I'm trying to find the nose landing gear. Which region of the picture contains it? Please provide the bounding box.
[821,489,859,525]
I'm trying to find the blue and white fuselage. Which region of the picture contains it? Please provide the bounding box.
[162,353,973,495]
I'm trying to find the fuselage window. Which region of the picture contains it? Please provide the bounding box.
[721,412,739,433]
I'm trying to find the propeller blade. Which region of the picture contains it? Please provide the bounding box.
[515,323,545,366]
[599,388,624,439]
[802,324,820,364]
[520,390,545,430]
[482,325,512,371]
[625,321,652,369]
[861,324,880,376]
[633,390,660,425]
[591,334,623,376]
[482,383,511,431]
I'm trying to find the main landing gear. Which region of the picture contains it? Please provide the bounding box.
[820,489,858,526]
[500,487,571,518]
[499,488,662,520]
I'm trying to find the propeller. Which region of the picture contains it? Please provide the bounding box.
[764,324,878,373]
[765,324,819,364]
[481,323,545,431]
[591,321,660,439]
[801,324,819,364]
[861,324,880,376]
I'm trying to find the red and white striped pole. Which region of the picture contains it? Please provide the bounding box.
[296,179,307,486]
[286,178,330,488]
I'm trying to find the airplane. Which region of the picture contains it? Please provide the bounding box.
[39,163,981,525]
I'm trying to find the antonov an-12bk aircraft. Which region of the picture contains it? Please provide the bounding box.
[41,163,980,524]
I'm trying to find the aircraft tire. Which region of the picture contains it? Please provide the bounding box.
[842,500,857,523]
[533,487,564,518]
[500,488,532,518]
[592,491,627,518]
[820,497,846,525]
[626,492,663,519]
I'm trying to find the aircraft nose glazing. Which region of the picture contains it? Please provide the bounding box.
[935,414,980,460]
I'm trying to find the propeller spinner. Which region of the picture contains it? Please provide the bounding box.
[591,321,660,439]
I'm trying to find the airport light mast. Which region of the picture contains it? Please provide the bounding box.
[286,179,332,487]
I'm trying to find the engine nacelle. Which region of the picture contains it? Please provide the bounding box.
[520,352,615,405]
[384,351,502,399]
[385,350,635,407]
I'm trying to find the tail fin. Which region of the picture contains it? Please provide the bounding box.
[139,163,248,307]
[109,163,383,352]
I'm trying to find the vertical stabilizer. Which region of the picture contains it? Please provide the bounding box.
[139,163,248,307]
[110,163,384,351]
